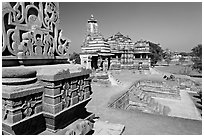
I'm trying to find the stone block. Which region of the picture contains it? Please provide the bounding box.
[84,86,90,92]
[71,91,78,98]
[65,119,93,135]
[35,104,43,114]
[44,95,61,105]
[43,81,62,89]
[70,84,78,90]
[71,96,79,106]
[43,102,62,114]
[84,91,90,99]
[4,111,22,124]
[44,88,61,96]
[5,99,23,108]
[44,98,92,132]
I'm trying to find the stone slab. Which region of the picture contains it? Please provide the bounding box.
[2,83,44,99]
[37,64,91,82]
[93,120,125,135]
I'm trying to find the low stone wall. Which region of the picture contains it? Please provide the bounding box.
[108,91,130,110]
[138,80,181,100]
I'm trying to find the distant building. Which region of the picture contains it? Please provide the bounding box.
[80,15,151,70]
[134,39,151,70]
[80,15,113,70]
[107,33,151,70]
[106,32,134,69]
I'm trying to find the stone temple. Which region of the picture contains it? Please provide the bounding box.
[107,33,151,70]
[80,15,113,70]
[80,15,151,71]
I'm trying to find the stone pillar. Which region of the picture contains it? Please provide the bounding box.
[140,54,142,59]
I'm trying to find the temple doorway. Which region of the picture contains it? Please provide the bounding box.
[91,56,98,69]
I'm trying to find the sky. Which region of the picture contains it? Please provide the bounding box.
[59,2,202,54]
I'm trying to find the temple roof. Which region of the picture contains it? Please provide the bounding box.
[88,14,97,23]
[107,32,133,43]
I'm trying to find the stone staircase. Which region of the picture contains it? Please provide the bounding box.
[108,72,123,86]
[128,88,170,116]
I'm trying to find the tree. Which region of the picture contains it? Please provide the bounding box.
[191,44,202,72]
[179,52,189,56]
[149,42,163,66]
[69,52,81,64]
[163,51,172,66]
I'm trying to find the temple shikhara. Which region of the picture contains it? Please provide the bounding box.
[80,15,112,70]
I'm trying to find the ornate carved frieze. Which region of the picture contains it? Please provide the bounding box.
[2,92,43,124]
[60,75,92,110]
[2,2,70,60]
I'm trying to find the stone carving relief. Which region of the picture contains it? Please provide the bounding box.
[61,76,92,110]
[22,96,36,117]
[2,92,43,123]
[61,82,71,109]
[2,2,70,59]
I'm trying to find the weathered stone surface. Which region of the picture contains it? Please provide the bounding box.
[2,113,46,135]
[64,119,94,135]
[2,67,37,78]
[44,95,61,105]
[93,120,125,135]
[43,98,92,132]
[44,88,61,96]
[43,102,62,114]
[2,2,70,66]
[2,85,44,99]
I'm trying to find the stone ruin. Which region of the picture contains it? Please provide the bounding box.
[138,80,181,99]
[2,2,94,135]
[108,81,171,116]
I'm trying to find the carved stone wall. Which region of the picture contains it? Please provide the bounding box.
[2,83,45,135]
[2,64,94,135]
[38,65,93,132]
[2,2,70,66]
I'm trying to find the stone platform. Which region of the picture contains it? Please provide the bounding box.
[2,64,95,135]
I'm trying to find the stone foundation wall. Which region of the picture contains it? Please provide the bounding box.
[2,64,94,135]
[2,83,45,135]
